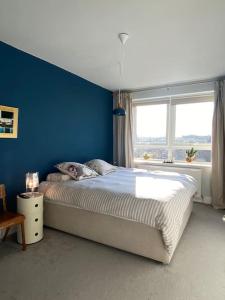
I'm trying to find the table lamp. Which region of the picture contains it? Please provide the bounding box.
[26,172,39,194]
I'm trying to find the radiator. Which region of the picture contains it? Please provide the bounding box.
[136,163,202,201]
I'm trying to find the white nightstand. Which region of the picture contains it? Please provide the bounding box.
[17,192,43,244]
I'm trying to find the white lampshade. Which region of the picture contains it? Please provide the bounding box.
[26,172,39,192]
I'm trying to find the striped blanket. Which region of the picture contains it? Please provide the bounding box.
[39,168,197,254]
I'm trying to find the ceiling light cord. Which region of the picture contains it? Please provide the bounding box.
[118,45,125,106]
[118,33,128,106]
[113,33,129,116]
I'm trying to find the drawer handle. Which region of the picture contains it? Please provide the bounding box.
[35,218,38,222]
[35,232,38,236]
[35,204,38,208]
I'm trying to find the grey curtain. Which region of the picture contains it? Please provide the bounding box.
[212,80,225,208]
[113,91,134,167]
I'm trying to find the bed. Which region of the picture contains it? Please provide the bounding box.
[39,167,197,264]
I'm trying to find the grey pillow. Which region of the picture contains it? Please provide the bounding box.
[85,159,117,175]
[47,173,71,182]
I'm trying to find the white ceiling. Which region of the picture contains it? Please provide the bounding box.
[1,0,225,91]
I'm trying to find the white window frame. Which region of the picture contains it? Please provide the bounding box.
[133,92,214,164]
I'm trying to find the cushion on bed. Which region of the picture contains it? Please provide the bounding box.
[55,162,99,181]
[85,159,117,175]
[47,173,71,182]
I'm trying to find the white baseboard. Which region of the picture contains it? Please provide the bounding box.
[194,196,212,205]
[202,196,212,205]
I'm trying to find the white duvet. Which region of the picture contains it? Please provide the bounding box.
[39,167,197,254]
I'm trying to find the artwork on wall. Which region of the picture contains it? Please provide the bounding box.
[0,105,18,138]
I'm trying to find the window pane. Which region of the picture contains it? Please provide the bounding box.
[175,102,213,145]
[135,104,167,145]
[173,149,211,162]
[134,147,168,160]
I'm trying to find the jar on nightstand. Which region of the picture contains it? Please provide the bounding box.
[17,192,43,244]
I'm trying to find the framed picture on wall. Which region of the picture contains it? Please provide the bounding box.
[0,105,19,138]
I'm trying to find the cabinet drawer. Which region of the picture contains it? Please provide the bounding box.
[17,223,43,244]
[17,197,43,214]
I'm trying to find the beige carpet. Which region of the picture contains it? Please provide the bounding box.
[0,203,225,300]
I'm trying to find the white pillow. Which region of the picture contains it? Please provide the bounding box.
[47,173,71,182]
[85,159,117,175]
[55,162,99,181]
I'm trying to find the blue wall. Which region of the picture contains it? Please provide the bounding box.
[0,42,113,209]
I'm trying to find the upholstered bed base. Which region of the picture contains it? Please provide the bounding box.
[44,199,193,264]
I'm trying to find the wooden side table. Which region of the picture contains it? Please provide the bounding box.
[17,192,43,244]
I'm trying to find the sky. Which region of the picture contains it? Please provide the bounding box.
[136,102,214,138]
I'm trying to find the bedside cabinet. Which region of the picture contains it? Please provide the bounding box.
[17,192,43,244]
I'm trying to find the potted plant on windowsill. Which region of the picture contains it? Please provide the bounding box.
[186,148,198,163]
[143,152,153,160]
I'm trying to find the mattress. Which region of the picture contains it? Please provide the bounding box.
[39,167,197,255]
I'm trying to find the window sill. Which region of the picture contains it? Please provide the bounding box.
[134,159,212,169]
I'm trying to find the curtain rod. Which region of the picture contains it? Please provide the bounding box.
[128,76,225,94]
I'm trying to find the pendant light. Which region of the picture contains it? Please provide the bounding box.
[113,33,129,116]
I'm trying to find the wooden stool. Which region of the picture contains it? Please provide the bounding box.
[0,184,26,251]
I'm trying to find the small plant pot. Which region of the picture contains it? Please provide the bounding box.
[143,153,153,160]
[186,155,195,163]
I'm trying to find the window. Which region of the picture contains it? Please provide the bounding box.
[135,104,167,145]
[133,92,214,164]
